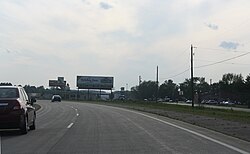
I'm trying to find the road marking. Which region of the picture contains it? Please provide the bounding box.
[70,106,79,117]
[67,123,74,129]
[106,106,249,154]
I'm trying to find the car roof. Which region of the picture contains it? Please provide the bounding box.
[53,95,61,97]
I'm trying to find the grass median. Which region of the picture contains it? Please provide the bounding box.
[84,100,250,124]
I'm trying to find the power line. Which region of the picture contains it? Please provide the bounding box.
[195,59,250,66]
[195,52,250,69]
[198,47,250,53]
[160,68,190,80]
[159,48,190,80]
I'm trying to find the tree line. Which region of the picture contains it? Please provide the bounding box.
[131,73,250,105]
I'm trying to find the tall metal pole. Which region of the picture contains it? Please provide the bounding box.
[156,66,159,102]
[191,45,194,108]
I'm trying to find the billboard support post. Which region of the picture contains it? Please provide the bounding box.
[77,88,79,101]
[88,89,90,100]
[99,89,101,99]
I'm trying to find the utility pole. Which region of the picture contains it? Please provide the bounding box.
[139,76,142,85]
[191,45,195,108]
[210,79,212,85]
[156,66,159,102]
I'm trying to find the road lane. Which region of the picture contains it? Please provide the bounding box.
[1,100,79,154]
[48,101,250,154]
[106,105,249,154]
[1,100,250,154]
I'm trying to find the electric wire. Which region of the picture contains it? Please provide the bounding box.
[195,59,250,66]
[161,48,250,80]
[195,52,250,69]
[198,47,249,53]
[161,68,190,80]
[159,48,190,80]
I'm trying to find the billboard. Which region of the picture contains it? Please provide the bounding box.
[77,76,114,90]
[49,79,66,87]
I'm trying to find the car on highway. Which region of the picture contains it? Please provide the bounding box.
[220,100,234,105]
[206,100,219,105]
[51,95,62,102]
[0,86,36,134]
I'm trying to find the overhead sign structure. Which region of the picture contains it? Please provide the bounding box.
[77,76,114,90]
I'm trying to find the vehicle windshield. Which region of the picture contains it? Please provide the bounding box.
[1,1,250,153]
[0,88,18,98]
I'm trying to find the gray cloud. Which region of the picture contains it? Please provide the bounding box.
[81,0,90,5]
[219,41,240,50]
[205,23,218,30]
[100,2,113,10]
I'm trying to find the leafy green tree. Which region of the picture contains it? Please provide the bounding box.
[131,81,158,100]
[131,86,139,100]
[246,74,250,90]
[222,73,234,84]
[24,85,37,93]
[219,73,246,103]
[0,83,12,86]
[179,78,192,99]
[179,77,210,100]
[159,79,178,100]
[138,81,158,100]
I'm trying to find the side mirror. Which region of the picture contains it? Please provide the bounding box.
[31,98,36,105]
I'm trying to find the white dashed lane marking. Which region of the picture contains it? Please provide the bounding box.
[67,123,74,129]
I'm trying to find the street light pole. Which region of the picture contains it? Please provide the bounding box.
[191,45,195,108]
[156,66,159,102]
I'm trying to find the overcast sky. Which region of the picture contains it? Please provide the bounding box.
[1,0,250,90]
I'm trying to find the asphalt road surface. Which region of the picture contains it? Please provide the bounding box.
[1,100,250,154]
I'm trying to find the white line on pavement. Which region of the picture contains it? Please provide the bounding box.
[67,123,74,129]
[105,105,249,154]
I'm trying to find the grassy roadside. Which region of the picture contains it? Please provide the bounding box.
[83,100,250,124]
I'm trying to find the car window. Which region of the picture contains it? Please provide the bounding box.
[21,88,29,101]
[0,88,18,98]
[19,88,26,102]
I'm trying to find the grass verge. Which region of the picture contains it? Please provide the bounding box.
[81,100,250,124]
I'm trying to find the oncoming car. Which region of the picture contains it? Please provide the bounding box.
[0,86,36,134]
[51,95,61,102]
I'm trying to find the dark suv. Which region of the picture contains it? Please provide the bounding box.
[51,95,61,102]
[0,86,36,134]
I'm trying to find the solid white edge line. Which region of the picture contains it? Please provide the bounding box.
[106,106,249,154]
[67,123,74,129]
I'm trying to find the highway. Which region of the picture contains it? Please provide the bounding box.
[1,100,250,154]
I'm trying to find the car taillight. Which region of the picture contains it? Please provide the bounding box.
[13,100,21,110]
